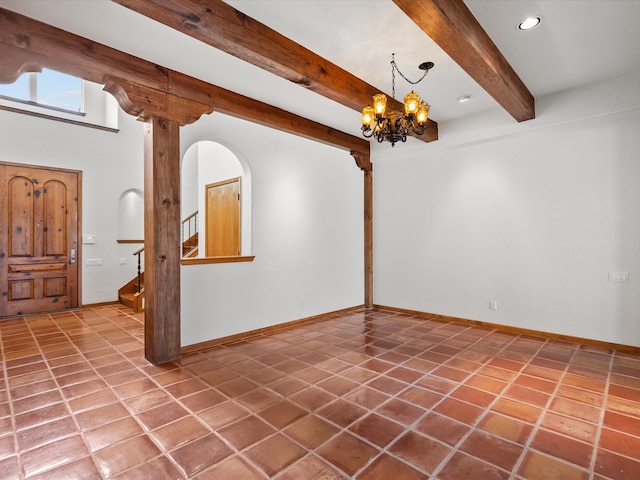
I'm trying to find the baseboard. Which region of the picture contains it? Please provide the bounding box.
[374,304,640,355]
[181,305,365,355]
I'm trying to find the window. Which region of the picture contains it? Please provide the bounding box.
[0,68,118,130]
[0,69,83,113]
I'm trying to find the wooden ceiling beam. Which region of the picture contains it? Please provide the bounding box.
[0,8,368,154]
[113,0,438,143]
[394,0,535,122]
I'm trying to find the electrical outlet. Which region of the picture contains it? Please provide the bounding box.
[608,271,629,283]
[489,300,498,311]
[85,258,102,266]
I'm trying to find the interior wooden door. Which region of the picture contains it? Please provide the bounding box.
[0,163,80,317]
[205,177,240,256]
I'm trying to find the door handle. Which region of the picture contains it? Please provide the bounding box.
[70,248,76,264]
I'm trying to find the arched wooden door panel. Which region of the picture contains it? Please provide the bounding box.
[0,163,80,317]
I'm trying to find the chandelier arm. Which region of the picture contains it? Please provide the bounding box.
[361,128,374,139]
[411,123,428,136]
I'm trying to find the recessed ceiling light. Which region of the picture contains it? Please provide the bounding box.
[457,95,473,103]
[518,16,541,30]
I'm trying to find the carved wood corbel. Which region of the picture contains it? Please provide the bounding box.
[0,44,44,84]
[350,150,372,172]
[103,76,213,126]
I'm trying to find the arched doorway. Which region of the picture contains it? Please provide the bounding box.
[181,141,252,257]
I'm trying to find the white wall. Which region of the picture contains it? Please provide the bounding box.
[0,95,364,346]
[0,106,145,304]
[181,143,199,218]
[180,114,364,345]
[9,70,637,349]
[374,72,640,346]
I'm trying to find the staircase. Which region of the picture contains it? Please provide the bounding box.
[118,213,196,312]
[182,232,198,258]
[118,246,145,312]
[118,272,144,312]
[182,211,198,257]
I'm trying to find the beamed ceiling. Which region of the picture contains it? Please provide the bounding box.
[1,0,639,150]
[1,0,639,364]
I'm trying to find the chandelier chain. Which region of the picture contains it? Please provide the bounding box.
[390,53,430,92]
[391,61,396,100]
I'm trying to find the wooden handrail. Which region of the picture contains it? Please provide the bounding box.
[183,211,198,223]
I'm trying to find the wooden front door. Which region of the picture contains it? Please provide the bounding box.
[0,163,80,317]
[205,177,240,256]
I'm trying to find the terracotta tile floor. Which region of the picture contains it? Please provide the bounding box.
[1,305,640,479]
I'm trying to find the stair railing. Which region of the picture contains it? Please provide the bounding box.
[130,211,196,295]
[181,211,198,256]
[133,246,144,293]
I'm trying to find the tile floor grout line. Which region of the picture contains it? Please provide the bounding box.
[427,330,545,480]
[381,317,542,479]
[19,312,88,480]
[314,319,436,479]
[184,342,332,479]
[510,337,593,479]
[351,323,524,479]
[225,313,421,479]
[49,310,124,480]
[3,306,640,479]
[58,307,179,480]
[0,317,23,480]
[103,307,199,480]
[507,334,560,479]
[588,350,614,480]
[220,355,357,479]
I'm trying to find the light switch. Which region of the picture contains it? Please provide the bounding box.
[82,235,96,244]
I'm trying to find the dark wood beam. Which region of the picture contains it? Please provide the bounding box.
[351,152,373,309]
[0,8,368,154]
[113,0,438,143]
[393,0,535,122]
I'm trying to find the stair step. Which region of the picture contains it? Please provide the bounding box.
[119,293,134,309]
[118,274,145,312]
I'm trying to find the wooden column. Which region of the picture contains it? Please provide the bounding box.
[351,151,373,309]
[144,116,181,364]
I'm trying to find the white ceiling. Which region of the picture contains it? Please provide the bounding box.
[2,0,639,140]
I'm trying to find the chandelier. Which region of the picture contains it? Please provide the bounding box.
[361,54,434,147]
